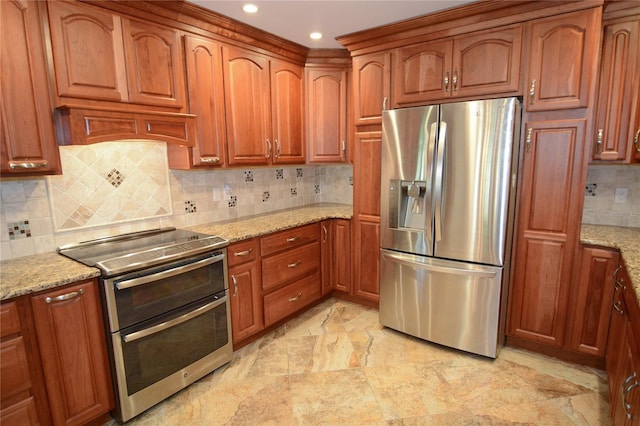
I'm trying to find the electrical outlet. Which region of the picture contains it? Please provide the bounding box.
[614,188,628,204]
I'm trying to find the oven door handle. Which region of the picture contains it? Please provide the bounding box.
[115,253,224,290]
[122,297,226,343]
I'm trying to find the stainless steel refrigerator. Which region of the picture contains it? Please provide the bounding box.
[379,97,521,358]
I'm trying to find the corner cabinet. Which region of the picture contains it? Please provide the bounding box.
[1,0,61,177]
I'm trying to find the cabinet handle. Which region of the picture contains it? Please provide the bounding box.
[200,157,220,164]
[595,129,604,154]
[322,225,328,243]
[452,68,458,91]
[341,140,346,155]
[274,139,281,159]
[444,70,450,92]
[287,260,302,268]
[613,265,622,280]
[525,128,533,153]
[615,277,626,291]
[624,372,638,420]
[286,236,299,243]
[633,127,640,153]
[265,139,271,158]
[9,161,48,170]
[288,292,302,302]
[382,97,388,111]
[529,79,536,104]
[614,299,624,315]
[45,288,84,304]
[234,248,253,257]
[231,275,238,296]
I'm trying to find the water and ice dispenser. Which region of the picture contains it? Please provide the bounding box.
[387,180,428,231]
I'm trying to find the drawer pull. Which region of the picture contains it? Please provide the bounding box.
[200,157,220,164]
[624,372,638,419]
[615,277,626,291]
[234,249,253,257]
[9,160,48,170]
[322,225,328,243]
[614,300,624,315]
[231,275,238,296]
[286,237,299,243]
[45,288,84,304]
[288,260,302,268]
[288,292,302,302]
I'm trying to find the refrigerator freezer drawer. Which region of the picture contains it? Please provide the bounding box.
[379,249,504,358]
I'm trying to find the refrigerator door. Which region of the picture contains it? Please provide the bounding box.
[381,105,439,257]
[379,249,504,358]
[434,98,519,267]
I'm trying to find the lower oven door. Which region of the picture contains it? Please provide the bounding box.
[111,293,232,422]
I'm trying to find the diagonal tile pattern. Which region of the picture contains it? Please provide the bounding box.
[108,299,611,425]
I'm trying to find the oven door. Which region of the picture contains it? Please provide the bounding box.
[102,250,226,331]
[111,293,232,422]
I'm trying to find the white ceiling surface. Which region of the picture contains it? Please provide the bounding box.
[189,1,472,49]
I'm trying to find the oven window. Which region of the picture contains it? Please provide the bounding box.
[114,253,225,329]
[121,296,229,395]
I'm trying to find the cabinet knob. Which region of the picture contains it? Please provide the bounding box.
[595,129,604,154]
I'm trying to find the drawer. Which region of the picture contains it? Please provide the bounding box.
[0,396,39,426]
[263,272,321,326]
[0,336,32,400]
[227,239,259,267]
[261,223,319,256]
[261,242,320,291]
[0,302,20,338]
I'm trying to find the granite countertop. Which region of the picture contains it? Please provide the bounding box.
[0,203,353,300]
[580,224,640,304]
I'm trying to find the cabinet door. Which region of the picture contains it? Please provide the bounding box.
[181,35,226,167]
[307,69,348,163]
[593,17,640,162]
[507,118,587,347]
[393,39,452,106]
[31,281,113,426]
[453,25,522,98]
[333,219,352,293]
[353,220,380,303]
[229,260,264,344]
[568,247,619,358]
[47,0,127,102]
[353,52,391,126]
[1,0,61,176]
[122,18,185,108]
[271,60,305,164]
[526,8,601,111]
[223,45,271,165]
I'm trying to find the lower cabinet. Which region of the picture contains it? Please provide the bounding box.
[1,279,114,426]
[321,219,352,295]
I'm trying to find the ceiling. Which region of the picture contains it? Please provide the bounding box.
[189,1,473,49]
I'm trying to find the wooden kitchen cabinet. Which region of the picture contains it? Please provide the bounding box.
[567,246,620,358]
[592,6,640,162]
[47,0,186,109]
[228,239,264,344]
[392,24,522,106]
[168,34,227,169]
[306,68,348,163]
[320,219,352,295]
[1,0,61,177]
[223,45,304,166]
[31,279,113,426]
[507,118,588,349]
[352,52,391,127]
[525,8,601,111]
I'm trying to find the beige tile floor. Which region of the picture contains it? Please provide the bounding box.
[112,298,612,425]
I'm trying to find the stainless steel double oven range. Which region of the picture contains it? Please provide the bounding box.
[59,228,231,423]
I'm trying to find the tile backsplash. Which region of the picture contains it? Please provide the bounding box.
[582,165,640,228]
[0,141,353,261]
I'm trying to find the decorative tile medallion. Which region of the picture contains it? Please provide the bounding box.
[263,191,270,202]
[106,168,125,188]
[7,220,31,240]
[585,183,597,196]
[228,195,238,208]
[290,188,297,197]
[315,184,321,194]
[276,169,284,180]
[296,168,303,178]
[244,170,254,182]
[185,200,197,213]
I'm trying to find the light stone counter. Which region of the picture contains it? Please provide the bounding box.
[580,224,640,304]
[0,203,353,300]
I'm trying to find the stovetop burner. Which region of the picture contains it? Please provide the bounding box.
[58,227,228,277]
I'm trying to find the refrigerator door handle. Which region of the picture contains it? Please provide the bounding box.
[382,252,497,278]
[434,121,447,242]
[424,121,438,243]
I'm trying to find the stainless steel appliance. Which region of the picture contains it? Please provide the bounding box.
[58,228,231,422]
[380,97,521,358]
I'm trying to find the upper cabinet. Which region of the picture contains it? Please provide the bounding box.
[591,6,640,163]
[393,25,522,106]
[352,52,391,127]
[525,8,601,111]
[47,0,186,110]
[223,45,304,166]
[1,0,61,177]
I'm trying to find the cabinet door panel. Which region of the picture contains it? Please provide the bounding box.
[526,8,600,111]
[229,260,264,343]
[123,19,185,108]
[333,219,352,293]
[223,46,271,165]
[307,69,347,163]
[354,132,381,218]
[353,52,391,126]
[47,0,127,102]
[0,336,32,399]
[271,60,305,164]
[0,396,39,426]
[393,40,452,105]
[353,220,379,302]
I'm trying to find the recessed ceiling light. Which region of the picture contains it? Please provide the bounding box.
[310,32,323,40]
[243,4,258,13]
